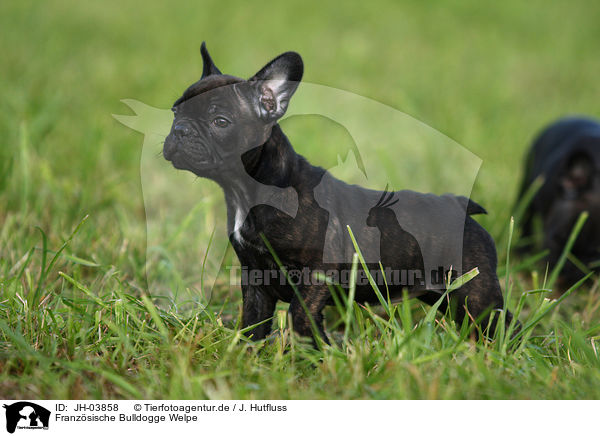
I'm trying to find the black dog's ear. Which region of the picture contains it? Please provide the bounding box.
[249,52,303,121]
[200,42,222,78]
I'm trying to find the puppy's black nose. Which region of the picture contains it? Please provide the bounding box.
[163,136,176,160]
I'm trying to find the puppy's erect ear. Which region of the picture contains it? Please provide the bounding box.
[200,42,222,78]
[249,51,303,121]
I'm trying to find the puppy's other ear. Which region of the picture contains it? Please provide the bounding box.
[249,52,303,121]
[200,42,222,78]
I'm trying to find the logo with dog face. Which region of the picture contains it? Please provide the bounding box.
[2,402,50,433]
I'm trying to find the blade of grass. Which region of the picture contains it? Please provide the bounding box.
[346,226,389,313]
[33,215,89,307]
[140,295,170,341]
[58,272,109,309]
[547,211,588,289]
[343,253,359,344]
[510,272,592,345]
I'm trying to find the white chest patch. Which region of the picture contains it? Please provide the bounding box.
[232,208,245,245]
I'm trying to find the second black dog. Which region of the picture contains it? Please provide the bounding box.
[517,117,600,285]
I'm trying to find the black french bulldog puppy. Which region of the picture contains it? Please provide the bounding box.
[164,43,514,343]
[517,117,600,284]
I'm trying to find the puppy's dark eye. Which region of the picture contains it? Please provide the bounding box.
[212,117,230,128]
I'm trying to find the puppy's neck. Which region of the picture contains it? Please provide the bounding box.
[217,125,300,239]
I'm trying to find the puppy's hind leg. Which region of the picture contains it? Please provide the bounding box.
[289,285,331,346]
[457,218,518,338]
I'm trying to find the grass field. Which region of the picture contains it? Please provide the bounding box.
[1,0,600,399]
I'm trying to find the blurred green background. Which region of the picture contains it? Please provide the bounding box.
[2,0,599,241]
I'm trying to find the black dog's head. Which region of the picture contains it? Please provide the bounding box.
[163,43,303,179]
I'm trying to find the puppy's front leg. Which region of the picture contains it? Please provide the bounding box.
[289,285,331,346]
[241,284,276,340]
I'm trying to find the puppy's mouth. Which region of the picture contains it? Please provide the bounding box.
[163,136,222,172]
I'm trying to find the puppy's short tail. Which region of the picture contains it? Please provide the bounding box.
[466,199,487,216]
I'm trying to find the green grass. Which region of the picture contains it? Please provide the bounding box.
[1,0,600,399]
